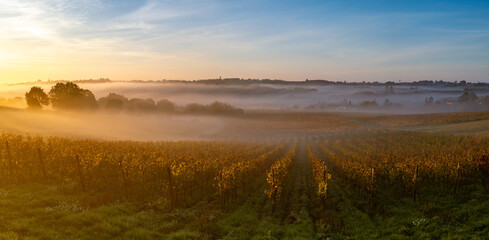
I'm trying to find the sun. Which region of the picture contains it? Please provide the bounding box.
[17,25,49,39]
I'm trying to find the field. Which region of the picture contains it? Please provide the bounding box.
[400,119,489,137]
[2,0,488,238]
[1,110,489,239]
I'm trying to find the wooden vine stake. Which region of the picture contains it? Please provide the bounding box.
[322,169,327,207]
[455,162,460,194]
[272,168,277,214]
[118,160,129,199]
[217,170,223,208]
[370,168,375,207]
[413,165,418,203]
[37,148,47,179]
[167,165,175,208]
[5,141,13,181]
[75,155,86,192]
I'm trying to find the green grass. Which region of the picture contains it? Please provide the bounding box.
[217,185,315,240]
[0,184,210,239]
[321,178,489,239]
[1,177,489,239]
[0,181,318,240]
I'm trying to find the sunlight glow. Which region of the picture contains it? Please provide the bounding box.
[0,0,487,83]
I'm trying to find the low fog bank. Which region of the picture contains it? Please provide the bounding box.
[0,107,366,141]
[0,108,227,141]
[3,80,489,114]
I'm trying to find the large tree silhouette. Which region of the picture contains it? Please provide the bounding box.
[49,82,97,110]
[25,86,49,109]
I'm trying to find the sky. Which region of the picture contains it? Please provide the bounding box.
[0,0,488,83]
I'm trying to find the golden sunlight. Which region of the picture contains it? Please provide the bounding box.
[0,1,488,239]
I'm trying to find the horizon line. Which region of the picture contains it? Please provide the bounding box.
[3,77,488,86]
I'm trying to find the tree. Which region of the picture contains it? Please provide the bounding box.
[98,93,129,111]
[359,99,379,108]
[127,98,156,112]
[207,101,244,115]
[49,82,98,110]
[458,91,478,103]
[105,98,124,111]
[25,86,49,109]
[183,102,244,115]
[156,99,176,113]
[183,103,207,114]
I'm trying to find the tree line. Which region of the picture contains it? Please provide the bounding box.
[25,82,244,115]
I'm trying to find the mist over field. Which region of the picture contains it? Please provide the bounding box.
[0,107,229,141]
[2,0,489,238]
[3,80,489,114]
[2,79,489,141]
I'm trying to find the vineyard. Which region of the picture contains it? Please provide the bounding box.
[1,129,489,239]
[0,134,292,208]
[315,131,489,199]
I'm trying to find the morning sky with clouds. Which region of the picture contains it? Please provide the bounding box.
[0,0,488,83]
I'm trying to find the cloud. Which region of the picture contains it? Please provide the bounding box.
[0,0,488,83]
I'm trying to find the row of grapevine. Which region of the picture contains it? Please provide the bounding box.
[0,133,276,207]
[215,144,286,206]
[307,142,331,201]
[315,130,489,202]
[265,144,297,211]
[317,138,373,196]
